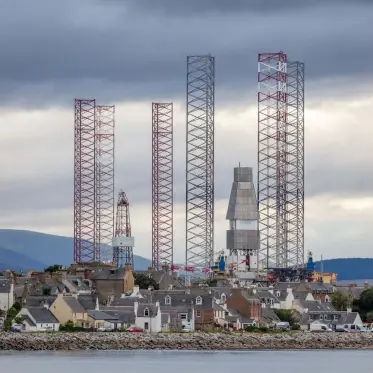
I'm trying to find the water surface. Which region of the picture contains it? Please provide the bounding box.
[0,350,371,372]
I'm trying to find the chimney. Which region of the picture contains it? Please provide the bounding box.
[347,307,352,313]
[185,286,190,295]
[95,296,100,311]
[133,285,140,295]
[134,301,139,314]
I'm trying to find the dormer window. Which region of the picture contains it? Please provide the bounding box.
[196,296,203,305]
[165,295,171,305]
[144,307,149,317]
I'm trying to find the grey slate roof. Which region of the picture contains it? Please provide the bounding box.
[261,307,281,323]
[110,297,143,307]
[137,304,158,317]
[256,291,280,302]
[102,309,136,325]
[87,310,118,321]
[0,279,11,293]
[63,296,86,313]
[78,295,96,310]
[27,307,59,323]
[91,267,127,280]
[26,295,56,307]
[300,311,359,326]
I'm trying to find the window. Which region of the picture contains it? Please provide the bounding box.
[144,307,149,317]
[144,322,149,330]
[165,296,171,305]
[196,296,203,305]
[308,314,313,320]
[196,310,201,317]
[221,294,226,303]
[180,313,187,320]
[276,291,281,297]
[320,314,323,320]
[334,315,338,321]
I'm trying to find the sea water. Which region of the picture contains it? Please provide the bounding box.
[0,350,372,371]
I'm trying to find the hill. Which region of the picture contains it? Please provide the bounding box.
[314,258,373,281]
[0,229,151,271]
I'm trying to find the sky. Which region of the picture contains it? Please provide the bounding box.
[0,0,373,263]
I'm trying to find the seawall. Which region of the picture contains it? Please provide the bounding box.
[1,332,373,351]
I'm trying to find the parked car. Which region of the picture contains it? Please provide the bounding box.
[276,322,291,331]
[127,327,142,333]
[335,328,350,332]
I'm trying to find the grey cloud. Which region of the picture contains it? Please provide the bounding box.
[0,0,372,108]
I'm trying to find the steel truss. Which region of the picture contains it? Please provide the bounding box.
[257,52,305,269]
[95,105,115,262]
[287,61,305,268]
[74,99,98,263]
[113,190,133,267]
[152,103,174,270]
[186,54,215,269]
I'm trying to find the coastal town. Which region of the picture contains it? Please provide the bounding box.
[0,260,372,337]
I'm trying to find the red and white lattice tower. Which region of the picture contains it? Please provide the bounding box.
[74,99,98,263]
[95,105,115,262]
[257,52,305,269]
[152,103,174,270]
[113,190,133,267]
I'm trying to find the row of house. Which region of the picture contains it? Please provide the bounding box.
[0,266,366,332]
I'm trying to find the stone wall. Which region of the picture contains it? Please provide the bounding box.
[1,332,373,351]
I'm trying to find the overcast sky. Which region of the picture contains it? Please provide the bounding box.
[0,0,373,263]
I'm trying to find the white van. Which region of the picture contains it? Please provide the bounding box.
[310,323,333,332]
[343,324,368,332]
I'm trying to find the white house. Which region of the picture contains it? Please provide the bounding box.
[14,306,60,332]
[0,279,14,312]
[134,301,162,332]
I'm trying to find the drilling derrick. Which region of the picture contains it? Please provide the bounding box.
[287,61,305,268]
[113,190,134,268]
[152,103,174,270]
[257,52,288,269]
[186,54,215,270]
[95,105,115,262]
[257,52,305,270]
[74,99,98,263]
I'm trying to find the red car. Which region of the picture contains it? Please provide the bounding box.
[127,327,142,333]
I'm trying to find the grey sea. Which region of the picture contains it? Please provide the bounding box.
[1,350,372,371]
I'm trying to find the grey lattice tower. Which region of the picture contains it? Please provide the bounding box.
[95,105,115,262]
[186,54,215,269]
[226,167,259,256]
[287,61,305,268]
[152,103,173,270]
[74,99,98,263]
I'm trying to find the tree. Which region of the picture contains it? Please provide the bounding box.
[133,273,159,290]
[365,311,373,322]
[331,290,351,311]
[353,287,373,321]
[274,309,296,325]
[45,264,63,273]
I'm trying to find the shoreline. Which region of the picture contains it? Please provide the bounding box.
[1,332,373,351]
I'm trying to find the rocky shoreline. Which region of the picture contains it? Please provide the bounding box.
[1,332,373,351]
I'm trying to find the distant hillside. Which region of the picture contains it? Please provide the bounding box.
[314,258,373,281]
[0,229,151,271]
[0,246,47,273]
